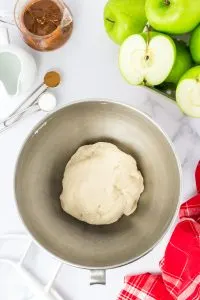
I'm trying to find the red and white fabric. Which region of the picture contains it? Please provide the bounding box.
[118,162,200,300]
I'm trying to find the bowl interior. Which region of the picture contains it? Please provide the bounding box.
[15,101,180,268]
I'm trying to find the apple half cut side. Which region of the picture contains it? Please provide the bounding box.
[176,66,200,118]
[119,32,176,86]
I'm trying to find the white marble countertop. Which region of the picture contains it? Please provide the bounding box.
[0,0,200,299]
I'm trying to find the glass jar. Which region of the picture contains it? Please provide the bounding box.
[14,0,73,51]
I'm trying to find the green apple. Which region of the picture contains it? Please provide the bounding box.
[166,41,193,84]
[190,25,200,64]
[119,31,176,86]
[176,66,200,117]
[145,0,200,34]
[104,0,147,45]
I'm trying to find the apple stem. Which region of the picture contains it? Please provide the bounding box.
[145,25,151,55]
[164,0,170,5]
[106,18,115,24]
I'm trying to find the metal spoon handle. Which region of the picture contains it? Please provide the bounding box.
[0,83,47,128]
[8,83,46,118]
[0,119,20,135]
[14,83,47,114]
[0,105,40,135]
[4,103,39,126]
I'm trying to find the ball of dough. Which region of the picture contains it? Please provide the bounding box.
[60,142,144,225]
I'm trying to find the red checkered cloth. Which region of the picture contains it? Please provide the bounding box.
[118,162,200,300]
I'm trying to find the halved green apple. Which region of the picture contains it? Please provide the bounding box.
[119,32,176,86]
[176,66,200,117]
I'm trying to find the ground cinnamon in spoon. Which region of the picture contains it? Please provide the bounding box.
[44,71,61,87]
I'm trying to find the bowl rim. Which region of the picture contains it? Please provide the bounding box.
[14,98,182,270]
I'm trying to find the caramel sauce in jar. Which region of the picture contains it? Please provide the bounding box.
[15,0,73,51]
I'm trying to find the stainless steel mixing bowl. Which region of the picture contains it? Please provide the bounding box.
[15,100,181,282]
